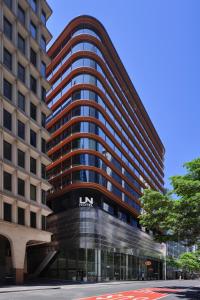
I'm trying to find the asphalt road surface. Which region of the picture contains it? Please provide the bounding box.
[0,280,200,300]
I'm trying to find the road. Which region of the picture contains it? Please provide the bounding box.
[0,280,200,300]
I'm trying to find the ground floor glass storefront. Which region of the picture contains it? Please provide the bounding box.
[45,248,163,282]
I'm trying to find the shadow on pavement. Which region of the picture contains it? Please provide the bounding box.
[155,286,200,300]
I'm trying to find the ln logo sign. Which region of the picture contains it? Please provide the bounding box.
[79,197,94,207]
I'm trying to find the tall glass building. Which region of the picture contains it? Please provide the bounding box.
[44,15,165,282]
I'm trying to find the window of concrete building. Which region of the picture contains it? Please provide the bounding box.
[41,86,46,102]
[18,149,25,168]
[18,34,25,54]
[30,102,37,120]
[3,171,12,191]
[18,5,25,25]
[3,48,12,70]
[4,17,12,40]
[30,48,37,66]
[30,129,37,147]
[3,140,12,161]
[40,35,46,52]
[18,63,25,83]
[41,215,46,230]
[41,61,46,78]
[18,91,25,111]
[30,21,37,39]
[30,157,36,174]
[29,0,37,13]
[41,138,46,153]
[30,211,36,228]
[18,120,25,140]
[41,189,46,204]
[3,109,12,131]
[3,78,12,101]
[41,164,46,179]
[18,178,25,196]
[18,207,25,225]
[30,75,37,94]
[30,184,36,201]
[41,10,46,25]
[4,203,12,222]
[4,0,12,9]
[41,112,46,128]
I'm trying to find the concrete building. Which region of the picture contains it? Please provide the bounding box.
[0,0,52,284]
[40,16,166,282]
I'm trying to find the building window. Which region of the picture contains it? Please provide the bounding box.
[30,129,37,147]
[41,189,46,204]
[29,0,37,12]
[18,178,25,196]
[3,109,12,131]
[41,10,46,25]
[18,34,25,54]
[30,48,37,66]
[41,215,46,230]
[4,171,12,191]
[3,79,12,101]
[4,0,12,9]
[30,75,37,94]
[30,157,36,174]
[30,184,36,201]
[102,202,114,215]
[4,17,12,40]
[4,203,12,222]
[3,140,12,161]
[18,63,25,83]
[18,207,25,225]
[41,138,46,153]
[41,113,46,128]
[30,21,37,39]
[40,35,46,52]
[18,120,25,140]
[30,211,36,228]
[18,5,25,25]
[41,164,46,179]
[18,149,25,168]
[18,91,25,111]
[3,48,12,70]
[41,61,46,77]
[41,87,46,102]
[30,102,37,120]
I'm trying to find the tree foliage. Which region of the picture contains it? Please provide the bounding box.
[177,252,200,272]
[167,252,200,273]
[139,158,200,245]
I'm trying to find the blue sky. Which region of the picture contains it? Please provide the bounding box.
[48,0,200,188]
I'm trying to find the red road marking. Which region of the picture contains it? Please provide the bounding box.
[80,287,182,300]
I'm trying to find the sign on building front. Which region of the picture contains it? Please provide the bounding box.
[79,197,94,207]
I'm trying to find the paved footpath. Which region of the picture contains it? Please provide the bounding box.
[0,279,200,300]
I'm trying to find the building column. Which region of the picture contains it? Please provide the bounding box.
[126,254,129,280]
[95,249,101,282]
[11,239,27,284]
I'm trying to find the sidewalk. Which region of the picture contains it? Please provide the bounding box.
[0,280,166,293]
[0,285,61,293]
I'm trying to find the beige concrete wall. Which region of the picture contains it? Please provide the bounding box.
[0,220,51,283]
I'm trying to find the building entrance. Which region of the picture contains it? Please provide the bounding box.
[0,235,13,284]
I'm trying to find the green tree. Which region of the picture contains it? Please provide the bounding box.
[139,158,200,245]
[177,252,200,273]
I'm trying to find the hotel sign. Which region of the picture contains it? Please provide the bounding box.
[79,197,94,207]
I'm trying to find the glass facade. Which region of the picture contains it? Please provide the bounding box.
[45,16,165,282]
[45,248,162,281]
